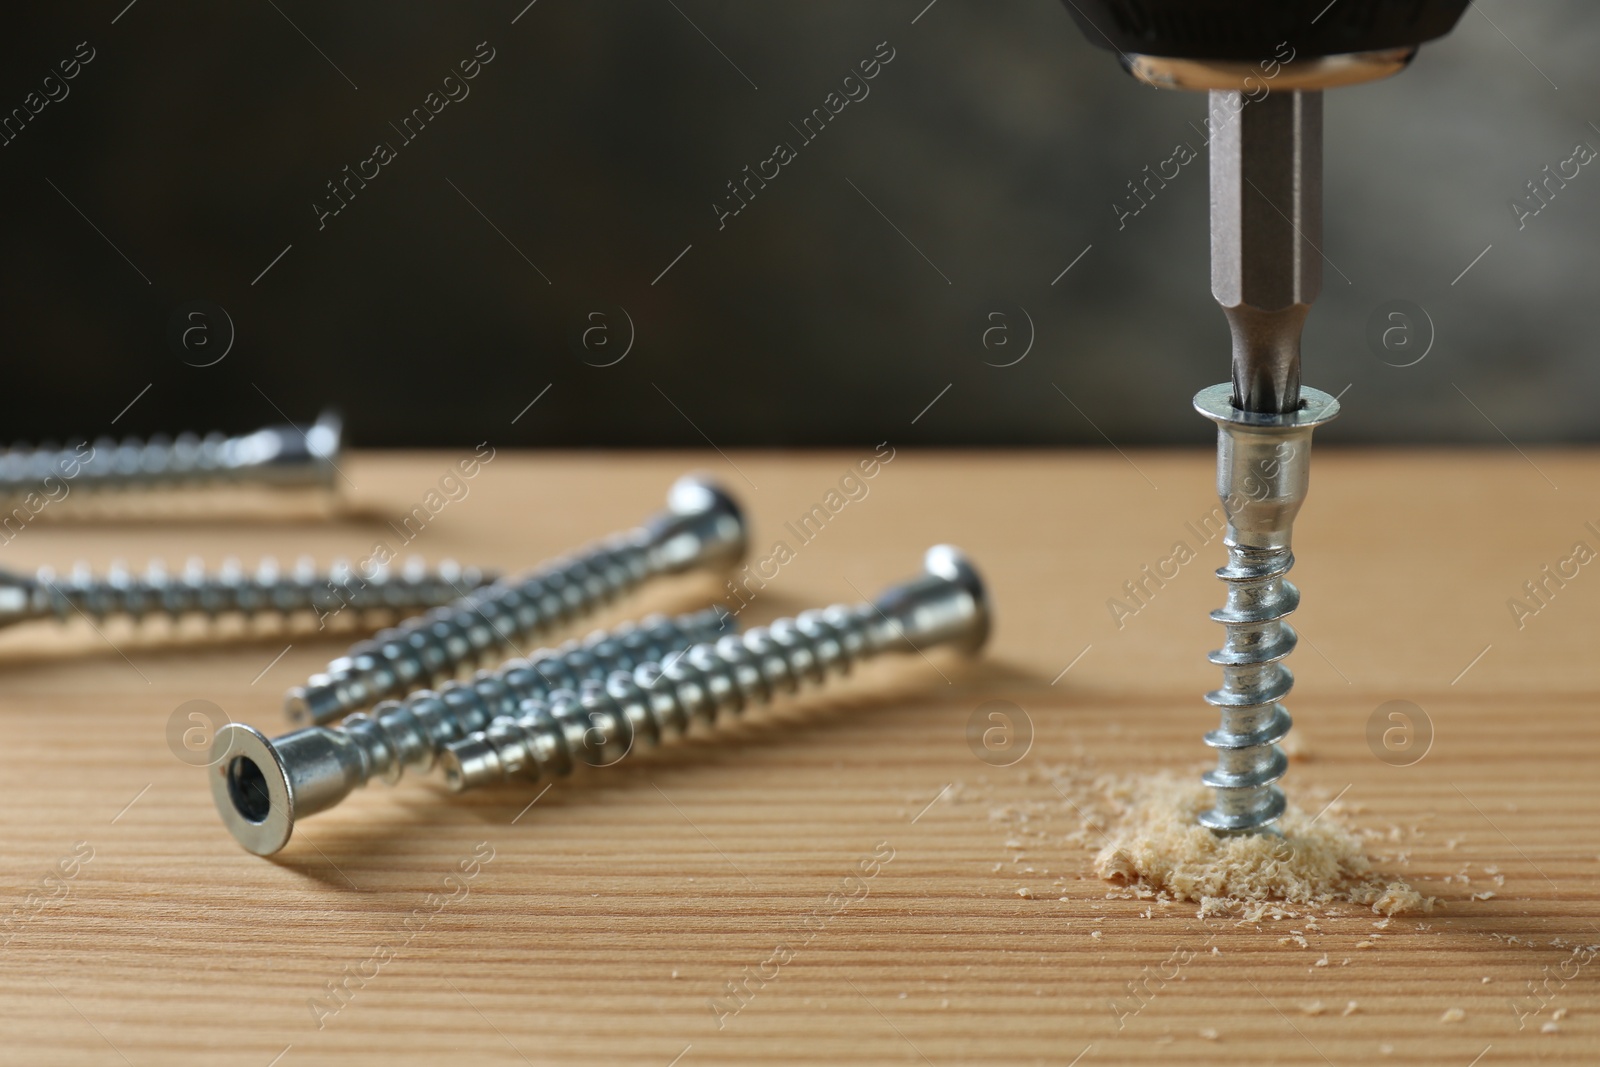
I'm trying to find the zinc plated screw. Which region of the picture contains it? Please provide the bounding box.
[0,410,343,496]
[439,545,991,793]
[0,556,493,633]
[284,476,747,725]
[1194,384,1339,833]
[211,610,732,854]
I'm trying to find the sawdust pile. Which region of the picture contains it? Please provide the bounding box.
[1088,773,1432,920]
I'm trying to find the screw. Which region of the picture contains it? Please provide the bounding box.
[283,476,747,725]
[1193,384,1339,833]
[438,545,991,793]
[0,555,493,632]
[210,610,732,854]
[0,410,343,496]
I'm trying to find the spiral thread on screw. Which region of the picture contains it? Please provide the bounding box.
[287,532,671,723]
[443,603,897,790]
[1200,540,1299,833]
[2,557,492,629]
[0,412,340,496]
[327,611,732,789]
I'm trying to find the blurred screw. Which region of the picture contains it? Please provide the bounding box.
[0,556,491,633]
[1364,299,1434,367]
[0,410,344,497]
[1366,699,1433,767]
[966,699,1032,767]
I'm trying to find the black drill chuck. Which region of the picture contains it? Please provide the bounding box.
[1060,0,1469,61]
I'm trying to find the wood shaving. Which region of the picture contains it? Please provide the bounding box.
[1087,773,1433,918]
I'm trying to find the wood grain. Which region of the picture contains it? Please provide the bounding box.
[1,449,1598,1065]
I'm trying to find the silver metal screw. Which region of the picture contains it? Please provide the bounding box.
[0,555,493,632]
[283,476,747,725]
[210,610,732,854]
[438,545,991,794]
[0,410,343,496]
[1194,385,1339,833]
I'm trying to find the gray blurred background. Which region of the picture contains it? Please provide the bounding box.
[2,1,1595,446]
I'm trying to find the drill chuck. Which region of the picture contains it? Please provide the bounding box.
[1059,0,1470,62]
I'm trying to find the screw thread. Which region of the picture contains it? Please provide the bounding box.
[332,610,732,788]
[4,556,491,628]
[286,477,747,725]
[0,412,341,495]
[442,602,903,790]
[288,535,657,722]
[1200,541,1298,832]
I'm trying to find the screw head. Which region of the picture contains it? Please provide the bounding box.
[209,723,296,856]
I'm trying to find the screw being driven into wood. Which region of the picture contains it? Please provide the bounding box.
[284,476,748,725]
[211,610,731,854]
[0,410,343,496]
[0,555,493,633]
[1194,386,1338,833]
[438,545,991,794]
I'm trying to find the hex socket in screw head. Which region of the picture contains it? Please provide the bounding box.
[210,723,353,856]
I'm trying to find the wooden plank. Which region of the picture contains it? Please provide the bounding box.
[0,449,1596,1065]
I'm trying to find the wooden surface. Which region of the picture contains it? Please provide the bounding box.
[2,449,1598,1066]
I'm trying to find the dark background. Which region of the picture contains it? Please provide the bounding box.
[1,1,1594,448]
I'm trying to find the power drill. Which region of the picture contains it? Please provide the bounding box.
[1060,1,1470,833]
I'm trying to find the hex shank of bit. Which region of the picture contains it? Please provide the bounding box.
[0,410,343,495]
[0,556,493,631]
[1210,89,1322,414]
[1194,385,1338,833]
[284,476,747,725]
[210,610,732,855]
[439,545,991,793]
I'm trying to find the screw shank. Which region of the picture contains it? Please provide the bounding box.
[1210,89,1322,414]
